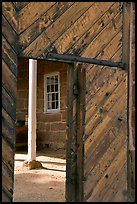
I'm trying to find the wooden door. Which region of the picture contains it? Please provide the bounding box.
[65,63,86,202]
[84,65,128,202]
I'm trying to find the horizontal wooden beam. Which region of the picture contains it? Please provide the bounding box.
[47,52,126,70]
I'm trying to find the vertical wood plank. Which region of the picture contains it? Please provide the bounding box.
[76,64,86,201]
[128,2,135,201]
[66,63,77,202]
[122,2,130,68]
[66,63,85,202]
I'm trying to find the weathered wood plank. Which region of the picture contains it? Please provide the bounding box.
[85,83,127,158]
[101,162,127,201]
[45,2,94,43]
[2,162,14,201]
[85,34,123,110]
[2,15,18,53]
[13,2,29,11]
[2,59,17,100]
[84,128,115,177]
[2,108,15,148]
[84,104,127,177]
[82,13,122,58]
[85,49,123,107]
[85,76,127,140]
[20,32,51,58]
[2,190,11,202]
[87,144,127,202]
[2,35,17,77]
[86,74,126,127]
[54,2,115,53]
[19,2,74,52]
[66,63,77,202]
[86,44,122,82]
[19,2,56,33]
[76,64,86,201]
[68,3,123,55]
[84,121,127,199]
[86,68,124,119]
[122,2,130,67]
[2,87,16,121]
[2,2,18,34]
[21,2,93,58]
[2,137,14,174]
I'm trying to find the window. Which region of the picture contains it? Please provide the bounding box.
[44,73,60,112]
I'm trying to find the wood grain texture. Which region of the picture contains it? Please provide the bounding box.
[2,2,129,202]
[19,2,74,52]
[2,108,15,148]
[2,87,16,121]
[12,2,29,11]
[2,35,17,77]
[2,15,18,53]
[2,162,14,201]
[2,2,17,202]
[19,2,56,33]
[82,4,127,199]
[2,2,18,33]
[54,2,115,54]
[66,63,77,202]
[2,59,17,101]
[20,2,94,57]
[67,3,122,55]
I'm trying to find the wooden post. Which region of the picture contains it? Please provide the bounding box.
[66,63,85,202]
[66,63,77,202]
[28,59,37,161]
[76,64,86,202]
[129,2,135,201]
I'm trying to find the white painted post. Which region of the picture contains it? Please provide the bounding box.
[28,59,37,161]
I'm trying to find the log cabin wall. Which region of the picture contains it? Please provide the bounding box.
[2,2,134,202]
[2,2,18,202]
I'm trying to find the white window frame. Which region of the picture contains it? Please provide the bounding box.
[44,72,60,113]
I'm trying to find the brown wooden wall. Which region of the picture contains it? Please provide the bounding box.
[2,2,18,202]
[83,3,128,202]
[16,2,128,201]
[2,2,132,202]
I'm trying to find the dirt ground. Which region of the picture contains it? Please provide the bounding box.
[13,148,66,202]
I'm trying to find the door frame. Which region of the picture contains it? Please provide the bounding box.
[15,54,126,202]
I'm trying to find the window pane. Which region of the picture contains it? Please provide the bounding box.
[56,93,58,100]
[47,85,50,92]
[48,94,52,101]
[55,84,58,92]
[45,74,60,111]
[56,101,58,109]
[51,76,55,85]
[52,93,55,101]
[55,76,58,84]
[47,77,50,85]
[48,101,52,109]
[51,85,54,92]
[52,101,55,109]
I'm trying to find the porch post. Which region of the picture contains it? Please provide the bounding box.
[28,59,37,161]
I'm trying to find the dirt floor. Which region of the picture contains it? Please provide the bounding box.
[13,148,66,202]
